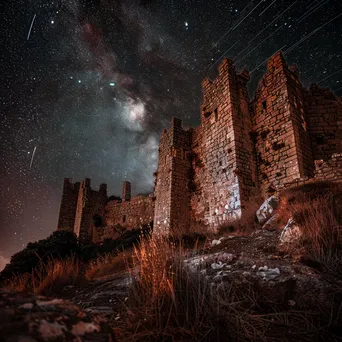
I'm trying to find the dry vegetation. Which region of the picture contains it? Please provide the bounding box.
[4,255,83,296]
[2,182,342,340]
[85,251,132,280]
[115,234,338,341]
[278,182,342,273]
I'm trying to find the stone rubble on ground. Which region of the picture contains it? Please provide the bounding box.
[256,196,279,224]
[280,217,302,243]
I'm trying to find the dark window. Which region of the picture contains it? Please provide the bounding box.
[122,215,126,223]
[214,108,219,121]
[262,101,267,110]
[315,135,325,145]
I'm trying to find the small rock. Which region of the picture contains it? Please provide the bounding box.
[280,218,302,243]
[211,261,226,270]
[251,265,257,270]
[258,266,268,272]
[288,300,296,307]
[256,196,279,224]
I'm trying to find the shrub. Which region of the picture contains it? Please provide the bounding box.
[0,231,78,281]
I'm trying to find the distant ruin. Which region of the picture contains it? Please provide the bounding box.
[57,52,342,242]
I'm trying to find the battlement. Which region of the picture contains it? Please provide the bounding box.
[57,52,342,239]
[154,51,342,235]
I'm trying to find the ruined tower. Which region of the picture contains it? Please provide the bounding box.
[57,178,80,232]
[250,52,314,196]
[73,178,107,243]
[198,58,258,226]
[153,117,192,236]
[122,181,131,201]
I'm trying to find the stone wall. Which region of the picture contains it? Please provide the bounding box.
[197,59,257,226]
[57,178,80,232]
[251,52,313,197]
[154,118,192,236]
[304,85,342,161]
[73,179,107,243]
[105,195,154,229]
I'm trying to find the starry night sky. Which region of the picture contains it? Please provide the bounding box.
[1,0,342,267]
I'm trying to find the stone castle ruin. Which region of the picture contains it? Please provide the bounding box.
[57,52,342,242]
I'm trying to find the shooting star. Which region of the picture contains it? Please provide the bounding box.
[250,45,287,74]
[235,24,285,65]
[209,0,254,52]
[27,14,37,41]
[207,41,239,71]
[317,67,342,84]
[234,1,298,61]
[258,0,277,17]
[29,146,37,169]
[297,0,330,24]
[284,12,342,56]
[231,0,265,31]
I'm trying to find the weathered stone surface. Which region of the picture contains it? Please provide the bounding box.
[280,218,302,243]
[256,196,279,224]
[0,290,116,341]
[57,51,342,238]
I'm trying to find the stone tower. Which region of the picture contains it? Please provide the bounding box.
[198,58,258,225]
[57,178,80,232]
[122,181,131,201]
[250,52,314,196]
[153,117,192,236]
[73,178,107,243]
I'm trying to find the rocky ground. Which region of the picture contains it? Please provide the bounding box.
[1,228,342,340]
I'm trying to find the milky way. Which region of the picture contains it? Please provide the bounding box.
[1,0,342,261]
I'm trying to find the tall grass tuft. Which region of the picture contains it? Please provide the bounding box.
[3,255,83,295]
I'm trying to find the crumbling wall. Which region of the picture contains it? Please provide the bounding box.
[189,126,208,229]
[153,127,173,234]
[198,58,257,227]
[304,85,342,161]
[153,118,192,236]
[314,153,342,181]
[57,178,80,232]
[105,195,154,229]
[169,119,192,236]
[73,179,107,243]
[251,52,313,198]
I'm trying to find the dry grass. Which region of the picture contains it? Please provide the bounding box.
[3,255,84,295]
[280,193,342,272]
[114,234,336,341]
[85,251,132,281]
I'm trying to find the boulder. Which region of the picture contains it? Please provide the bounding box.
[0,289,116,341]
[256,196,279,224]
[280,218,302,243]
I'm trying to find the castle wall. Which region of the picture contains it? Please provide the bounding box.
[153,128,173,234]
[169,118,192,235]
[304,85,342,161]
[73,179,107,243]
[251,52,313,197]
[105,195,154,229]
[57,178,80,232]
[198,59,257,227]
[153,118,192,236]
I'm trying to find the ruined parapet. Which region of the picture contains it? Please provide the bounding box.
[105,193,155,230]
[122,181,131,201]
[251,51,313,198]
[199,58,257,227]
[73,179,107,243]
[304,84,342,161]
[314,153,342,181]
[57,178,80,232]
[154,117,192,236]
